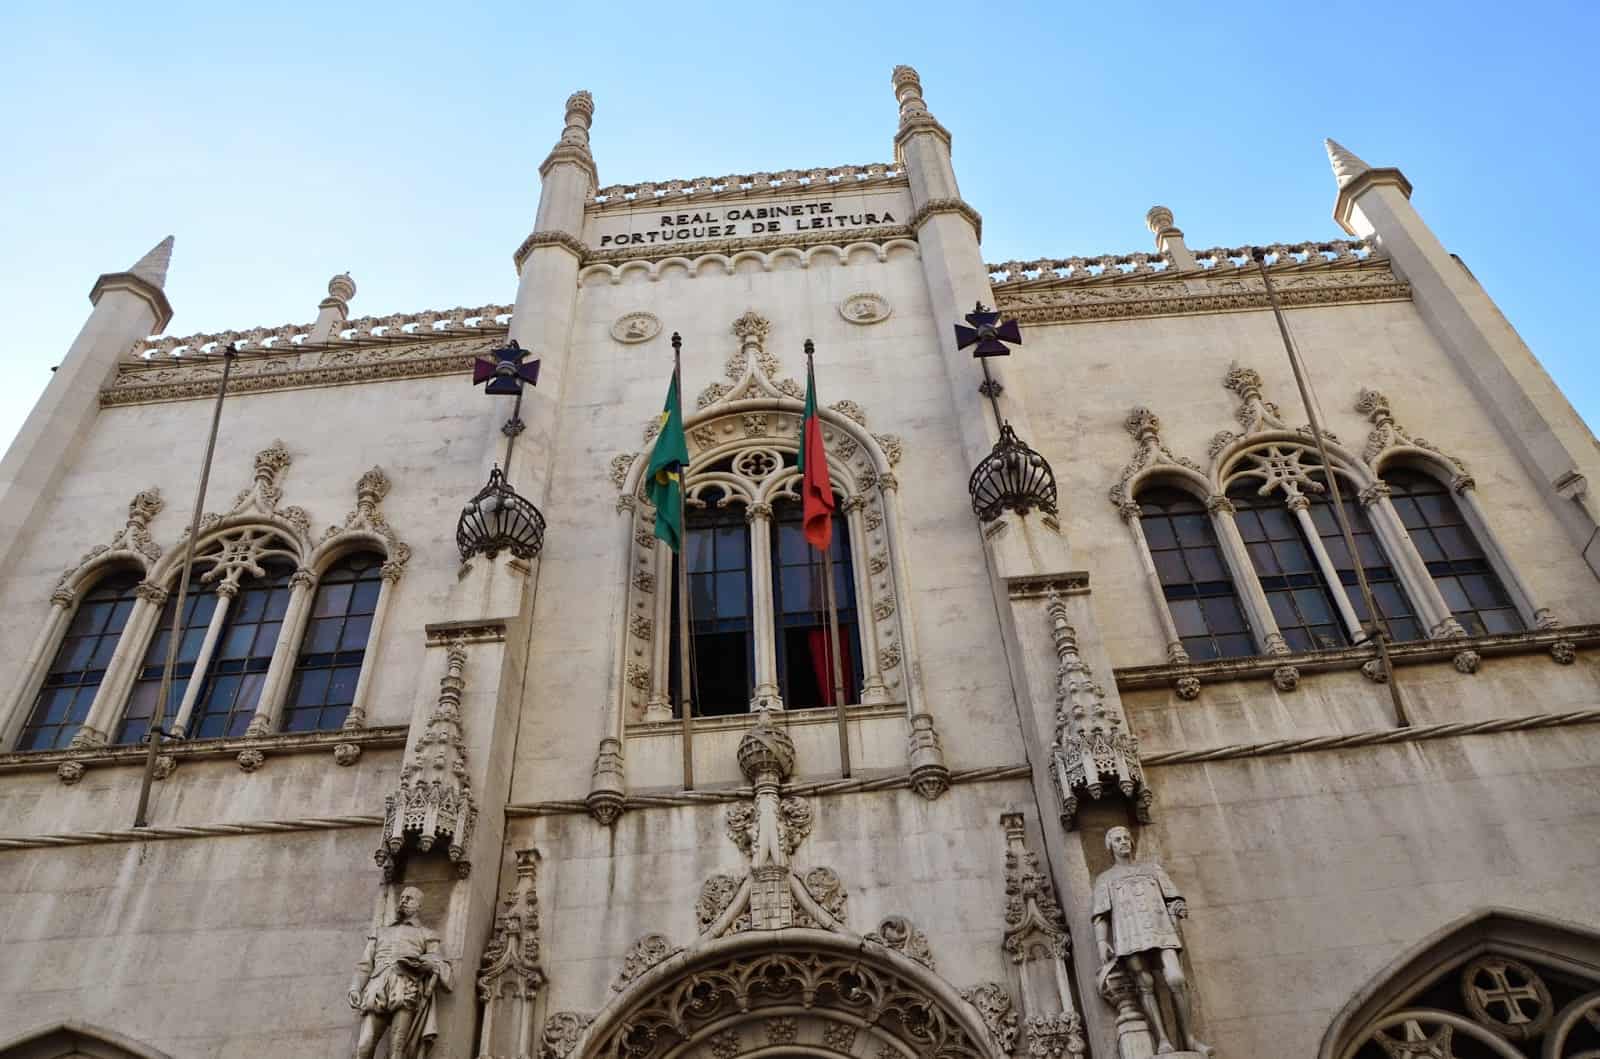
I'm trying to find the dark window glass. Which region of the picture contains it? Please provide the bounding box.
[771,496,862,707]
[670,493,754,717]
[1137,488,1252,661]
[1306,482,1423,642]
[1229,486,1348,653]
[283,553,383,732]
[118,586,220,745]
[1384,469,1524,636]
[17,573,142,751]
[185,562,295,739]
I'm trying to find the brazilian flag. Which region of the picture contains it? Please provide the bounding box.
[646,371,689,551]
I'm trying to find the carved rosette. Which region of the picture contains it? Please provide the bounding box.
[1046,592,1152,829]
[377,642,478,879]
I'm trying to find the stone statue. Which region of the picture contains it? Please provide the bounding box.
[1091,827,1209,1056]
[349,886,454,1059]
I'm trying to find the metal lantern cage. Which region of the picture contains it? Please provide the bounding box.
[456,466,546,562]
[968,422,1058,522]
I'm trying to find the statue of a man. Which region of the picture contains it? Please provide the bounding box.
[349,886,453,1059]
[1091,827,1209,1056]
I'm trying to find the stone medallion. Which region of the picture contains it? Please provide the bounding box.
[839,293,890,325]
[612,312,661,344]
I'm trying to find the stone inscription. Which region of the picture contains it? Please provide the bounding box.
[597,200,897,249]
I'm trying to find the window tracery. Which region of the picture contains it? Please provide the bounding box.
[5,446,412,767]
[1113,369,1550,676]
[609,312,904,723]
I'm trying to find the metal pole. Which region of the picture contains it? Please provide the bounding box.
[808,345,851,779]
[1253,251,1411,727]
[134,344,237,828]
[672,336,695,790]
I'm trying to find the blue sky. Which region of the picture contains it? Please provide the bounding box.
[1,1,1594,450]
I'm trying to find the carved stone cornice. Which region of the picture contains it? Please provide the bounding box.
[1115,623,1599,698]
[513,229,588,270]
[104,332,502,407]
[0,724,407,778]
[90,270,173,332]
[423,619,508,646]
[907,197,981,240]
[578,225,914,267]
[1005,572,1090,601]
[589,164,906,211]
[996,255,1407,326]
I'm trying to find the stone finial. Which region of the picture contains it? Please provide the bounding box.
[129,236,175,289]
[327,272,356,303]
[1143,206,1196,270]
[736,712,795,784]
[891,64,938,130]
[1325,138,1372,188]
[561,90,595,146]
[310,272,357,343]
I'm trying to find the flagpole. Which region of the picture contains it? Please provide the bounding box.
[807,342,852,779]
[672,333,696,790]
[1252,248,1410,728]
[134,343,237,828]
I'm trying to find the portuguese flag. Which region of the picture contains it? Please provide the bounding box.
[646,370,689,552]
[796,358,835,550]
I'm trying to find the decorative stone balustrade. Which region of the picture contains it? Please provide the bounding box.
[591,163,904,208]
[987,239,1372,285]
[129,303,513,359]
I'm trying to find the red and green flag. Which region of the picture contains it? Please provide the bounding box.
[646,370,689,552]
[796,359,835,550]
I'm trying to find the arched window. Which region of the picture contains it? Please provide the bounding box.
[771,496,862,706]
[1385,468,1525,636]
[117,587,219,745]
[1228,484,1348,653]
[187,561,295,739]
[673,490,755,717]
[16,572,141,750]
[1306,485,1424,642]
[283,552,384,732]
[1137,488,1252,660]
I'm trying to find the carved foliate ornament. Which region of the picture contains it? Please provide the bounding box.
[318,466,412,577]
[52,486,166,595]
[960,982,1019,1055]
[612,933,683,992]
[1109,407,1204,517]
[538,1011,594,1059]
[1000,813,1070,963]
[477,849,546,1003]
[1357,386,1474,482]
[377,641,478,879]
[1047,592,1152,828]
[865,915,936,970]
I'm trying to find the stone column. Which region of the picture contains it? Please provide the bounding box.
[245,567,318,737]
[76,582,168,745]
[170,583,237,736]
[0,238,174,580]
[1328,139,1600,578]
[844,496,890,706]
[746,502,783,710]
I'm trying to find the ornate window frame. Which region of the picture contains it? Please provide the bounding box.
[610,313,909,727]
[1112,367,1553,675]
[1,442,411,769]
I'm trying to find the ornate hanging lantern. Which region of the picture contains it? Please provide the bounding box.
[953,302,1058,523]
[969,423,1058,521]
[457,465,545,561]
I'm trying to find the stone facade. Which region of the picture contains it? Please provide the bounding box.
[1,71,1597,1059]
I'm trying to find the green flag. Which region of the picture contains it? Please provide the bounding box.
[645,371,689,551]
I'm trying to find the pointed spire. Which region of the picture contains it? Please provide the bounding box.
[128,236,174,289]
[1324,139,1371,188]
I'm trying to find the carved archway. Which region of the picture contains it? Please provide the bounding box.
[569,929,1004,1059]
[1319,908,1600,1059]
[0,1021,172,1059]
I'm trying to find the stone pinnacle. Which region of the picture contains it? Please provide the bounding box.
[128,235,175,289]
[1324,139,1372,188]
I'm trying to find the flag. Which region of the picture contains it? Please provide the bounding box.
[645,371,689,551]
[796,361,835,550]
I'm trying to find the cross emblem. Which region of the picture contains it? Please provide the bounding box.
[1374,1019,1454,1059]
[1468,960,1542,1025]
[473,340,540,396]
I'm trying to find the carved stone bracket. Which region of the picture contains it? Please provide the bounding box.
[906,712,951,799]
[1046,592,1152,828]
[586,737,626,825]
[377,641,478,880]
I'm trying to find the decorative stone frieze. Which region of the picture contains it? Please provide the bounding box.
[377,642,478,880]
[1046,592,1151,828]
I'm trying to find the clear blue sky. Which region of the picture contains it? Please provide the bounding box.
[1,1,1594,450]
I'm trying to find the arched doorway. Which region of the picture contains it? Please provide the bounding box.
[571,929,1004,1059]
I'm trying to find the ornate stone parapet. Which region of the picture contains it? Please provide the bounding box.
[377,641,478,880]
[1046,593,1152,829]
